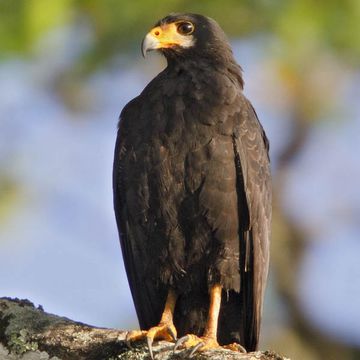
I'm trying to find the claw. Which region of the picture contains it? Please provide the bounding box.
[189,341,205,358]
[238,344,246,353]
[167,326,177,341]
[223,342,247,353]
[147,336,154,360]
[125,332,133,349]
[234,343,246,353]
[174,335,189,352]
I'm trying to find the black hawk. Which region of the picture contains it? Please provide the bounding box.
[113,13,271,357]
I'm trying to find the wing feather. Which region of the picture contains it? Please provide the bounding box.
[233,98,271,351]
[113,99,167,329]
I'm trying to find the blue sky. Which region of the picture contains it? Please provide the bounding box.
[0,25,359,349]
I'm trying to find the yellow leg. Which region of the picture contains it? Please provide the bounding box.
[174,284,221,354]
[126,290,177,359]
[147,289,177,341]
[203,283,222,341]
[174,284,246,356]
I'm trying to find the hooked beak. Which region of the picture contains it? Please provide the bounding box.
[141,23,194,58]
[141,32,160,57]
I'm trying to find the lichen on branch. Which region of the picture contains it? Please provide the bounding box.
[0,297,288,360]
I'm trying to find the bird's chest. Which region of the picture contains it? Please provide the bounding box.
[133,84,211,160]
[126,74,238,198]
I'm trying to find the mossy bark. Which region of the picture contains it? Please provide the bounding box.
[0,297,289,360]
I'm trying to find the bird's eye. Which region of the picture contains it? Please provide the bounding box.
[176,22,194,35]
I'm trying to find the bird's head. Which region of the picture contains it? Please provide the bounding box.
[141,13,233,64]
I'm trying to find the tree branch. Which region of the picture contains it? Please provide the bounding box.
[0,297,288,360]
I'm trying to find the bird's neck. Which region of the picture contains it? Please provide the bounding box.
[166,56,244,90]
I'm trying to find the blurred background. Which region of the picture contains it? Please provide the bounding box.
[0,1,359,359]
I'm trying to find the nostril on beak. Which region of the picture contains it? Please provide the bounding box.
[151,26,162,37]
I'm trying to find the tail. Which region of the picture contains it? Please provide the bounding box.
[218,230,267,351]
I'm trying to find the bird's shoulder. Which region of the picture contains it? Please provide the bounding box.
[232,96,271,222]
[233,96,270,160]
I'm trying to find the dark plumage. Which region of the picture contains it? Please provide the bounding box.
[113,13,271,352]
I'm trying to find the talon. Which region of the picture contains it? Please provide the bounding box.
[223,342,247,353]
[238,345,246,353]
[147,336,154,360]
[168,326,177,341]
[174,335,189,352]
[234,343,246,353]
[189,341,205,358]
[125,332,132,349]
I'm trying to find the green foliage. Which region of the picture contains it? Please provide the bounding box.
[0,0,72,56]
[8,329,38,354]
[0,0,359,65]
[274,0,360,65]
[25,0,72,44]
[0,177,20,225]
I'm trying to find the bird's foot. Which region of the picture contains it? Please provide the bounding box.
[126,322,177,359]
[223,342,247,353]
[174,335,247,357]
[174,334,220,357]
